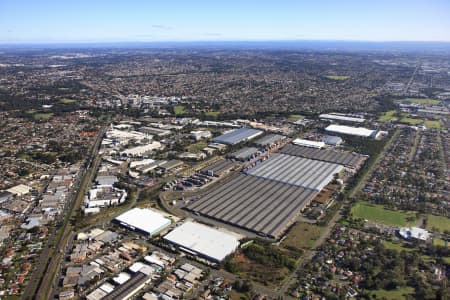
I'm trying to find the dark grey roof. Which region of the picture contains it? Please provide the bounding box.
[212,128,263,145]
[187,174,316,238]
[254,134,286,146]
[230,147,259,160]
[245,153,343,191]
[279,144,366,168]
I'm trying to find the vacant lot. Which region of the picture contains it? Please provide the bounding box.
[426,214,450,233]
[351,201,416,227]
[433,238,449,247]
[173,105,186,115]
[379,110,398,122]
[60,98,76,104]
[33,112,54,120]
[396,98,441,105]
[205,111,221,117]
[400,117,423,125]
[227,243,296,288]
[288,114,305,120]
[323,75,351,80]
[382,240,414,252]
[282,222,324,251]
[423,120,442,129]
[186,142,207,153]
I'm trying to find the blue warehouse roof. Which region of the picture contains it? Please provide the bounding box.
[212,128,263,145]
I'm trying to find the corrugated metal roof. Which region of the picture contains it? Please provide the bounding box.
[164,221,239,262]
[212,128,263,145]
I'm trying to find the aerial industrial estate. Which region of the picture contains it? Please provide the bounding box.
[0,41,449,300]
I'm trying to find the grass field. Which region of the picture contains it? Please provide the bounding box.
[186,142,208,153]
[433,238,449,247]
[205,111,221,117]
[396,98,441,105]
[33,112,54,120]
[288,114,305,120]
[173,105,186,115]
[351,201,417,227]
[379,110,398,122]
[423,120,442,129]
[368,287,415,300]
[323,75,351,80]
[282,222,324,251]
[382,240,414,252]
[60,98,76,104]
[399,117,423,125]
[426,215,450,233]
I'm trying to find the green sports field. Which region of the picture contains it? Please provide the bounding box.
[379,110,398,122]
[351,201,417,227]
[323,75,351,80]
[426,214,450,233]
[173,105,187,115]
[396,98,441,105]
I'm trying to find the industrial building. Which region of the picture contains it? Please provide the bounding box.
[325,124,377,138]
[191,130,212,141]
[322,135,343,146]
[120,142,163,157]
[319,113,365,123]
[292,138,325,149]
[212,128,263,145]
[187,175,317,238]
[254,134,286,147]
[163,221,240,262]
[114,208,171,236]
[230,147,259,161]
[279,144,366,168]
[200,159,240,177]
[6,184,32,196]
[398,227,431,241]
[245,153,343,191]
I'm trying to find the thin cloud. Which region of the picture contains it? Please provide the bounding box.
[152,25,174,30]
[204,32,222,36]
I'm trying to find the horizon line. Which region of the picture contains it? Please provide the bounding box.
[2,38,450,46]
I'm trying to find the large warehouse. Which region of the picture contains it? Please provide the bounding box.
[187,174,317,238]
[325,124,377,138]
[212,128,263,145]
[114,208,171,236]
[163,221,240,263]
[280,144,367,169]
[245,153,343,191]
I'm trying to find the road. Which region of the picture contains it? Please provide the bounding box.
[279,129,400,296]
[25,127,105,300]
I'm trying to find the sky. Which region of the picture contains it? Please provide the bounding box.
[1,0,450,43]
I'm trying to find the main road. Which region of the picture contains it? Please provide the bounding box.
[23,127,105,300]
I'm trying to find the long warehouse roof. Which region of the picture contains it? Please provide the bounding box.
[279,144,366,168]
[325,124,376,137]
[187,175,317,238]
[164,221,240,262]
[246,153,343,191]
[319,113,365,123]
[212,128,263,145]
[114,208,171,235]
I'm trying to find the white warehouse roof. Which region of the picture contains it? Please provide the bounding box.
[114,208,171,235]
[292,138,325,149]
[319,113,365,123]
[164,221,240,262]
[325,124,376,138]
[399,227,431,241]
